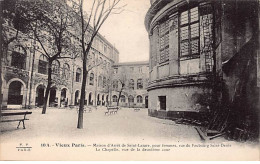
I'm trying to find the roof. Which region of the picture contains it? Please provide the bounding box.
[113,61,149,67]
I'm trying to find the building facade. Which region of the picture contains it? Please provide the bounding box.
[2,20,119,109]
[110,61,149,108]
[145,0,259,131]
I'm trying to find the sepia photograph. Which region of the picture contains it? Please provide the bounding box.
[0,0,259,161]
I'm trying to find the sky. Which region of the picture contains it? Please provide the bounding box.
[95,0,151,63]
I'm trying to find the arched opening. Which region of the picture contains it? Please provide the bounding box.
[49,87,57,107]
[102,95,105,106]
[128,95,134,108]
[145,96,148,108]
[74,90,80,106]
[8,81,23,105]
[97,94,100,105]
[106,95,109,106]
[36,85,45,107]
[60,88,68,107]
[88,92,93,105]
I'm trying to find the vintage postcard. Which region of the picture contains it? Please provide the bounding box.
[0,0,259,161]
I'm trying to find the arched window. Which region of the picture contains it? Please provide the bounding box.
[76,68,81,82]
[137,79,143,89]
[103,77,107,88]
[98,76,102,87]
[99,57,103,66]
[121,95,125,102]
[137,95,143,103]
[89,73,94,85]
[103,60,107,69]
[62,63,70,79]
[38,54,48,74]
[128,95,134,103]
[112,95,117,102]
[52,60,60,74]
[129,79,134,90]
[113,80,118,89]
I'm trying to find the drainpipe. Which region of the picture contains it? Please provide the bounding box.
[28,38,36,108]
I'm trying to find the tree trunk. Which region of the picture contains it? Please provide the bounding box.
[0,1,3,111]
[117,89,123,106]
[42,62,52,114]
[77,55,88,129]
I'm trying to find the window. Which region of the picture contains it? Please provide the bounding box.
[38,54,48,74]
[137,95,143,103]
[128,95,134,103]
[137,79,143,89]
[104,44,107,53]
[121,95,125,102]
[158,96,166,110]
[113,80,118,89]
[129,79,134,90]
[11,51,26,69]
[62,63,70,79]
[159,19,170,63]
[112,95,118,102]
[98,76,102,87]
[76,68,81,82]
[114,68,118,74]
[103,77,106,88]
[180,7,199,57]
[103,60,106,69]
[52,60,60,75]
[130,67,134,72]
[89,73,94,85]
[138,67,142,73]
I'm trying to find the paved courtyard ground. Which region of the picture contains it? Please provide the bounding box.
[1,107,201,142]
[0,107,259,160]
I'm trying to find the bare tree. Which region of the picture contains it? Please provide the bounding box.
[74,0,125,129]
[15,0,79,114]
[113,67,127,106]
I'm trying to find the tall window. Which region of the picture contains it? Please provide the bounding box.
[129,79,134,90]
[180,6,199,57]
[11,51,26,69]
[137,79,143,89]
[112,95,117,102]
[130,67,134,72]
[159,19,169,63]
[103,77,107,88]
[51,60,60,75]
[114,68,118,74]
[38,54,48,74]
[98,76,102,87]
[89,73,94,85]
[138,67,142,73]
[76,68,81,82]
[137,95,143,103]
[62,63,70,79]
[113,80,118,89]
[121,95,125,102]
[103,60,107,69]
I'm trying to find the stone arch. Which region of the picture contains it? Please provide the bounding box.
[74,90,80,105]
[6,78,27,108]
[35,84,45,107]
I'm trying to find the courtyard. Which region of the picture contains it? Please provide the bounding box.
[0,107,259,160]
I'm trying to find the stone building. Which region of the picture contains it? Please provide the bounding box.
[2,17,119,109]
[110,61,149,108]
[145,0,259,134]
